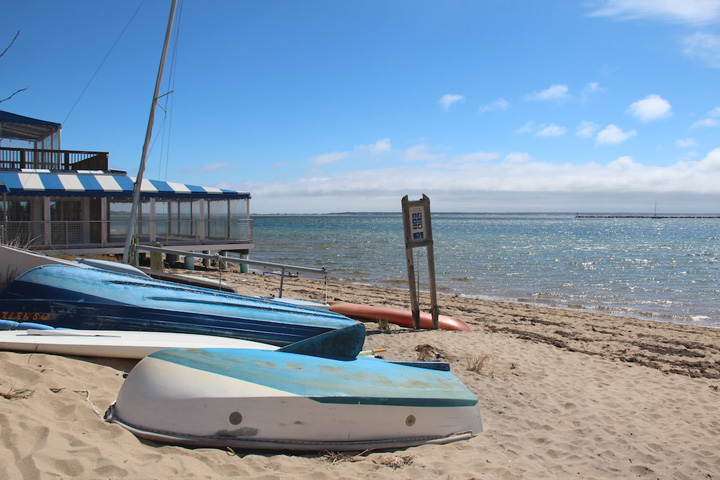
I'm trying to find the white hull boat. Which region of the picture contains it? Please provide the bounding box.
[105,348,483,451]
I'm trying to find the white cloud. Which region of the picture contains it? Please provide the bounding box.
[516,121,535,134]
[536,124,568,137]
[199,162,230,172]
[580,82,605,102]
[479,98,510,113]
[692,117,720,128]
[582,82,604,95]
[403,144,444,162]
[439,94,464,110]
[627,94,672,122]
[454,151,501,163]
[675,138,698,148]
[588,0,720,24]
[576,121,600,138]
[504,152,531,164]
[310,151,350,166]
[678,150,700,162]
[683,32,720,68]
[525,84,571,102]
[311,138,392,166]
[608,155,640,170]
[357,138,391,155]
[242,148,720,213]
[691,106,720,127]
[698,148,720,170]
[596,124,638,145]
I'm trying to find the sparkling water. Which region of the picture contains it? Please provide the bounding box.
[249,214,719,328]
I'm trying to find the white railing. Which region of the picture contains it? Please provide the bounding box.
[2,219,253,250]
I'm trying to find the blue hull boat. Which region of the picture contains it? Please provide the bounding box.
[0,264,364,357]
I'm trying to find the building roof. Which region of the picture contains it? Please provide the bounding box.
[0,169,250,200]
[0,110,62,143]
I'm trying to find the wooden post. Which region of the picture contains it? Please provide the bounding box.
[401,194,439,329]
[425,212,439,327]
[404,229,420,328]
[150,244,164,271]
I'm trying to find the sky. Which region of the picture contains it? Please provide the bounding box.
[2,0,720,213]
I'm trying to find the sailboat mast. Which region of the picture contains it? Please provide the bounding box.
[123,0,179,264]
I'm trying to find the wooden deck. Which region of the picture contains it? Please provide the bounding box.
[0,147,109,170]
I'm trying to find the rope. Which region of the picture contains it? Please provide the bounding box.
[74,389,102,417]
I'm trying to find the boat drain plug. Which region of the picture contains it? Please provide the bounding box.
[229,412,243,425]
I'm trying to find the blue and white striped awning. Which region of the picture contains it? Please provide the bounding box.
[0,169,250,200]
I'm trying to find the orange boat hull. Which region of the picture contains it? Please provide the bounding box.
[328,302,472,332]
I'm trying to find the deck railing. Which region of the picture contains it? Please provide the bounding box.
[2,219,253,251]
[0,147,109,170]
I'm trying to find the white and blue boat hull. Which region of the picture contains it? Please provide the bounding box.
[105,348,483,451]
[0,265,364,356]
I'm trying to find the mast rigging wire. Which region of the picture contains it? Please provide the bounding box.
[63,0,148,125]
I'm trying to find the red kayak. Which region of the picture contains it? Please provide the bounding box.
[328,302,472,332]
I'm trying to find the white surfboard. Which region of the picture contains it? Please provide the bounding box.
[0,329,278,359]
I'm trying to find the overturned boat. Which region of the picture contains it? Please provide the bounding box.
[105,347,482,451]
[0,264,364,357]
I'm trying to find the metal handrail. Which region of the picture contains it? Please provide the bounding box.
[135,244,327,299]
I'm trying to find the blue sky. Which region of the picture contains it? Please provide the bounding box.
[3,0,720,213]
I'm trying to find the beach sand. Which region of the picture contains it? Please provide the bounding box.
[1,267,719,479]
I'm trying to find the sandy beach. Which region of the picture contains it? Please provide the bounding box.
[1,267,719,479]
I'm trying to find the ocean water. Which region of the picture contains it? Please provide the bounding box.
[249,214,720,328]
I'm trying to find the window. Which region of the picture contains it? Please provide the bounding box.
[2,199,32,244]
[50,198,83,244]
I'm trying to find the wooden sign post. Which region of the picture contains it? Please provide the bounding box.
[401,194,439,329]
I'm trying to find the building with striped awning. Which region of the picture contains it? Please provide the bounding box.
[0,167,253,256]
[1,110,254,257]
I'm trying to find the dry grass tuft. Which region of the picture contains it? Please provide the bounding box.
[322,450,366,464]
[467,354,495,376]
[415,343,445,361]
[377,318,391,332]
[1,388,35,400]
[373,454,414,469]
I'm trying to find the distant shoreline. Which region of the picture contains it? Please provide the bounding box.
[576,214,720,219]
[250,212,720,217]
